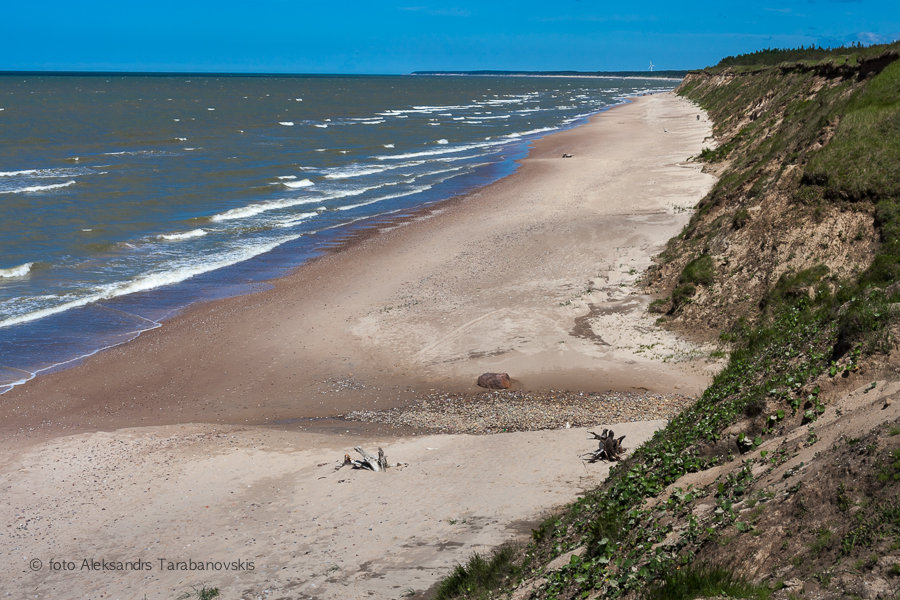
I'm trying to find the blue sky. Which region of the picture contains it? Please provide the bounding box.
[2,1,898,73]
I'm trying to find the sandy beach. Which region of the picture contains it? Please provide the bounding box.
[0,92,716,599]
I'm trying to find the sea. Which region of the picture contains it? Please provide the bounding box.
[0,74,677,393]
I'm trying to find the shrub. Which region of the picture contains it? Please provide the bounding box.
[434,545,520,600]
[766,265,830,311]
[680,255,715,286]
[832,289,895,358]
[671,283,697,310]
[644,564,771,600]
[649,298,669,313]
[732,208,751,229]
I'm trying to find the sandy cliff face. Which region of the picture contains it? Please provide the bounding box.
[647,60,895,336]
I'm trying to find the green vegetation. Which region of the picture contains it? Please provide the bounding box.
[765,265,829,310]
[732,208,750,229]
[715,42,885,68]
[434,545,520,600]
[644,564,771,600]
[176,587,219,600]
[679,255,715,286]
[670,283,696,309]
[805,59,900,201]
[878,450,900,484]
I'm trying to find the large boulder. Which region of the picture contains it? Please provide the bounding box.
[476,372,511,389]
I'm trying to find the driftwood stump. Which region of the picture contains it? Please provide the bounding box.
[336,447,390,472]
[583,429,626,462]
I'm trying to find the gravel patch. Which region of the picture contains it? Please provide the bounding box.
[344,390,695,434]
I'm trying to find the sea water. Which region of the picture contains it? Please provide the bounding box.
[0,74,677,392]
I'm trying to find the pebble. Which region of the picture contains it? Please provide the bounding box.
[345,390,695,435]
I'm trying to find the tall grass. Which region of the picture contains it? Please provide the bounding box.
[644,564,771,600]
[434,545,520,600]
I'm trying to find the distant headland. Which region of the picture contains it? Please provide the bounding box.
[411,69,689,79]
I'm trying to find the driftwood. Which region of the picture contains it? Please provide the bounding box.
[582,429,626,462]
[336,447,390,472]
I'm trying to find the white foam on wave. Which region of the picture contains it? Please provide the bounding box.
[276,175,298,180]
[282,178,314,189]
[279,121,295,126]
[313,123,328,129]
[102,150,176,157]
[0,166,95,178]
[157,228,207,241]
[417,164,468,180]
[174,137,188,141]
[376,139,507,161]
[338,185,431,212]
[436,139,449,145]
[383,144,395,149]
[0,234,302,330]
[346,117,387,124]
[210,196,322,222]
[481,97,530,106]
[322,160,424,180]
[0,262,33,278]
[277,211,320,228]
[378,104,479,118]
[209,179,398,222]
[0,180,76,194]
[504,126,557,139]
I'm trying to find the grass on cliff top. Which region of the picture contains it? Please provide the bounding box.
[805,57,900,201]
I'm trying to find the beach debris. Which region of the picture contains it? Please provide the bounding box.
[561,153,574,158]
[336,446,390,472]
[345,390,694,435]
[477,372,511,389]
[583,429,626,462]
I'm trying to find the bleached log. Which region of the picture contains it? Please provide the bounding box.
[351,446,390,472]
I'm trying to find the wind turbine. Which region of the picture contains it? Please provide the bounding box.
[649,60,655,72]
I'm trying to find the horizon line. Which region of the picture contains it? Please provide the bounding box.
[0,68,695,78]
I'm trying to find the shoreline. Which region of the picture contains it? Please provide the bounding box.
[0,99,634,399]
[0,92,719,599]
